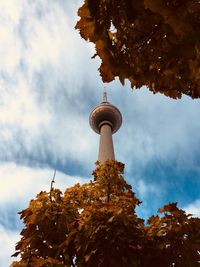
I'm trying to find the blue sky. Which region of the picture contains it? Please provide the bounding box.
[0,0,199,265]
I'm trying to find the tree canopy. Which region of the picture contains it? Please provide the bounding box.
[11,161,200,267]
[76,0,200,99]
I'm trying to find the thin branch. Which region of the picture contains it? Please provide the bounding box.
[50,169,57,202]
[107,181,111,203]
[135,21,162,50]
[133,27,149,35]
[171,0,190,13]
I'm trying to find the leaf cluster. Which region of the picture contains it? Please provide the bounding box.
[76,0,200,99]
[11,161,200,266]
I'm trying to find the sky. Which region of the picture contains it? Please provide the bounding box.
[0,0,199,265]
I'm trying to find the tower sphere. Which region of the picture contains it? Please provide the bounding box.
[89,101,122,134]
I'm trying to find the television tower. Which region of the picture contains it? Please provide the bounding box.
[89,90,122,163]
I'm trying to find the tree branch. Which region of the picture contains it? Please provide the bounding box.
[50,169,57,202]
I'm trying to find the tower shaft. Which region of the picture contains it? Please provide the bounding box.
[98,123,115,163]
[89,93,122,164]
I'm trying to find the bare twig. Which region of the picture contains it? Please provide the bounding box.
[135,21,162,50]
[107,181,111,203]
[50,169,56,202]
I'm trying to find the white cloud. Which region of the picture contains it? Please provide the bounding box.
[184,199,200,217]
[0,0,101,168]
[0,1,23,73]
[0,162,86,204]
[0,1,22,23]
[0,225,19,267]
[0,78,50,131]
[135,179,159,199]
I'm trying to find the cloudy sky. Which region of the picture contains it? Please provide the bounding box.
[0,1,200,265]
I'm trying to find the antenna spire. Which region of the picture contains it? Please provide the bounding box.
[103,87,108,102]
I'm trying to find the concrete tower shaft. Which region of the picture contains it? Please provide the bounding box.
[89,98,122,163]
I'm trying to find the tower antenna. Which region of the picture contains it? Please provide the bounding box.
[103,87,108,102]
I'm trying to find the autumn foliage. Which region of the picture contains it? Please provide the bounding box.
[75,0,200,99]
[11,161,200,266]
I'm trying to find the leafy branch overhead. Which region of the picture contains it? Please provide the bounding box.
[11,161,200,267]
[76,0,200,99]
